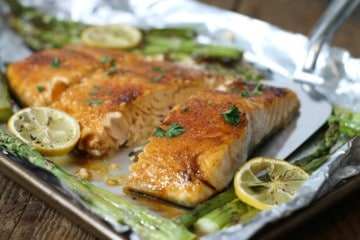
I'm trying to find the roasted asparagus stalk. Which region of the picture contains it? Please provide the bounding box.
[194,199,258,235]
[4,0,245,64]
[181,110,360,234]
[176,188,237,228]
[4,0,87,50]
[0,130,195,240]
[0,74,13,123]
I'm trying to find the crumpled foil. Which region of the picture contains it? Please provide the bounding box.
[0,0,360,239]
[205,136,360,240]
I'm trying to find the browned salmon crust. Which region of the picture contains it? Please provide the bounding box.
[51,65,223,156]
[8,45,233,156]
[125,81,300,207]
[6,48,102,106]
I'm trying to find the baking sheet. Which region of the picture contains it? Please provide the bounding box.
[1,0,360,239]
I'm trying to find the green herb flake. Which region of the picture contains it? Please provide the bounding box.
[252,82,264,95]
[85,99,102,106]
[89,85,100,96]
[151,75,163,83]
[241,90,250,97]
[166,123,185,137]
[51,57,60,69]
[101,55,115,66]
[152,66,168,72]
[36,85,45,93]
[101,55,109,63]
[105,66,117,76]
[222,105,241,126]
[153,123,185,138]
[181,105,189,112]
[153,127,165,137]
[102,55,117,76]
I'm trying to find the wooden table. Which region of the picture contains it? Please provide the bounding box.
[1,1,360,239]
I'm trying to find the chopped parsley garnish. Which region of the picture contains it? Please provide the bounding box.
[89,85,100,96]
[152,66,168,72]
[51,57,60,69]
[105,66,117,76]
[151,75,163,83]
[241,90,250,97]
[181,105,189,112]
[153,127,166,137]
[222,105,241,126]
[252,82,264,95]
[239,82,264,97]
[36,85,45,93]
[153,122,185,138]
[85,99,102,105]
[101,55,109,63]
[101,55,117,76]
[101,55,115,65]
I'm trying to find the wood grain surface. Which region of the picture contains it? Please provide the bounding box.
[1,0,360,240]
[0,173,94,240]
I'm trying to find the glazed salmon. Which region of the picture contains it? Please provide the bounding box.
[6,48,102,106]
[125,81,300,207]
[6,45,149,107]
[7,45,233,156]
[51,67,226,156]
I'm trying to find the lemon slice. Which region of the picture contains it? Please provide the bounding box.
[234,157,309,210]
[80,24,142,49]
[7,107,80,157]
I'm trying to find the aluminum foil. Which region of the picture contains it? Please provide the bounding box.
[206,135,360,240]
[1,0,360,239]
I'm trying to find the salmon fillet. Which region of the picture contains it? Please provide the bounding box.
[125,81,300,207]
[6,45,149,107]
[7,45,233,156]
[48,51,232,156]
[6,48,102,106]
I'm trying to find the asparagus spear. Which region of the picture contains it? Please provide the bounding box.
[5,0,244,62]
[144,27,198,40]
[181,113,358,234]
[329,106,360,138]
[176,188,237,228]
[294,107,360,173]
[5,0,87,50]
[0,74,13,123]
[5,1,359,236]
[203,61,263,81]
[194,199,259,235]
[0,130,195,240]
[293,120,340,173]
[5,0,251,82]
[193,44,243,61]
[140,35,243,61]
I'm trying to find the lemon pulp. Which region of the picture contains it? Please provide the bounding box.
[234,157,309,210]
[80,24,142,49]
[7,107,80,157]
